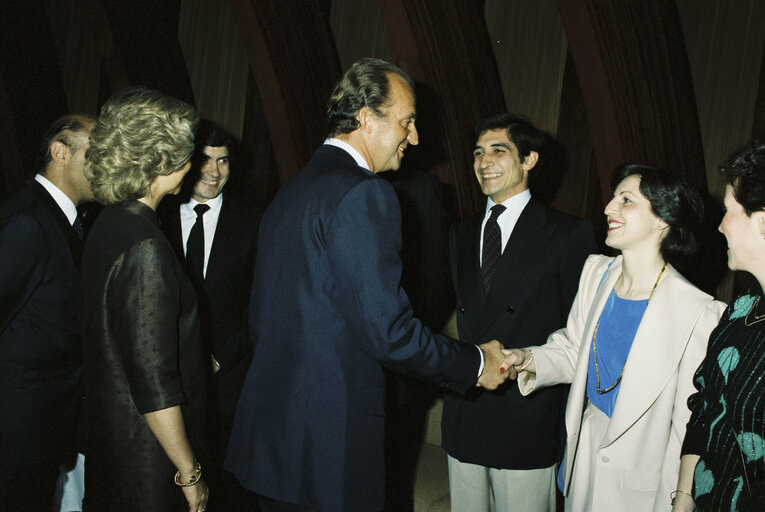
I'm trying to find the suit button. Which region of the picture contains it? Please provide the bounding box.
[601,456,609,463]
[459,307,465,313]
[506,305,515,314]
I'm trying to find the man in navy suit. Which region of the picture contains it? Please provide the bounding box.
[159,120,262,511]
[225,58,511,512]
[0,114,95,511]
[442,113,597,511]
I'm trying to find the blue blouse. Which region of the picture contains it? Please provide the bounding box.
[586,290,649,417]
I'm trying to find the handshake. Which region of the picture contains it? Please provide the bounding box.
[475,341,528,390]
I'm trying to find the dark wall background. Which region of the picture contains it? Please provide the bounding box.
[1,0,762,298]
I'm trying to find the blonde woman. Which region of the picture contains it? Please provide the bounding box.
[81,87,208,512]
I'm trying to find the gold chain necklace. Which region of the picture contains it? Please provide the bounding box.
[744,296,765,326]
[592,263,667,394]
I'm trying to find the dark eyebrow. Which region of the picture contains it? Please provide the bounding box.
[473,142,512,151]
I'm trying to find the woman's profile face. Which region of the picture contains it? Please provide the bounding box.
[719,184,764,273]
[604,175,667,253]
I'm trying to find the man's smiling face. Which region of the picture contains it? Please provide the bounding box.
[473,129,535,203]
[192,145,230,202]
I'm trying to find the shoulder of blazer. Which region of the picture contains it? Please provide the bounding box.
[311,144,366,172]
[657,265,717,310]
[156,196,183,256]
[280,144,375,201]
[220,191,264,225]
[452,210,483,237]
[528,199,593,235]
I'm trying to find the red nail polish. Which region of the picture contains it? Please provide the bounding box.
[500,367,505,373]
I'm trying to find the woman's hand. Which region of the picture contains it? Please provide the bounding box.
[500,348,534,378]
[182,477,209,512]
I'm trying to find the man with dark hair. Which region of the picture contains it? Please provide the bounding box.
[0,114,95,511]
[441,112,597,511]
[225,58,511,512]
[159,119,262,511]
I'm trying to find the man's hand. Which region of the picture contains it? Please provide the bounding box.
[477,340,509,390]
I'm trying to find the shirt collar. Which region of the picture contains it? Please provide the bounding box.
[34,173,78,224]
[324,138,370,171]
[186,192,223,214]
[485,188,531,217]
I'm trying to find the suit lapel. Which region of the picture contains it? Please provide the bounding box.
[32,181,83,265]
[205,194,237,285]
[474,200,548,338]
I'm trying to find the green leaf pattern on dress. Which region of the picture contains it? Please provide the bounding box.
[730,294,757,320]
[736,432,765,463]
[694,460,715,496]
[717,346,739,385]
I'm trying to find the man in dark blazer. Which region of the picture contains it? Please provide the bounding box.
[0,115,95,511]
[225,58,511,512]
[442,113,597,511]
[158,120,262,511]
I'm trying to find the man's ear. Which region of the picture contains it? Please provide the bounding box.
[357,107,376,133]
[49,140,70,167]
[522,151,539,171]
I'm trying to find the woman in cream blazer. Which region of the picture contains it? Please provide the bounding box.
[507,165,725,511]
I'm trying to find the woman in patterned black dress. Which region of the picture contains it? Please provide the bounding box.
[674,139,765,512]
[81,88,208,512]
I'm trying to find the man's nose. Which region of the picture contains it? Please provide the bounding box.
[204,161,220,177]
[407,124,419,146]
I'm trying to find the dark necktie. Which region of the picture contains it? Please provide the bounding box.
[72,215,84,240]
[481,204,506,294]
[186,203,210,283]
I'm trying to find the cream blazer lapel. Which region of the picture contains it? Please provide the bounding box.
[562,256,622,487]
[602,265,706,446]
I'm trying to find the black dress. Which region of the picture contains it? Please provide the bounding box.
[683,286,765,511]
[81,200,207,511]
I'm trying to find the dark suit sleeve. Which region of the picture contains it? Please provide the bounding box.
[326,178,480,391]
[0,214,46,333]
[557,220,598,323]
[109,238,186,414]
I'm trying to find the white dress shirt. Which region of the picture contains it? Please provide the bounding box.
[180,193,223,278]
[479,189,532,263]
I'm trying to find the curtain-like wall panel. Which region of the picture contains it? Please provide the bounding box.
[179,0,249,139]
[677,0,765,199]
[378,0,506,218]
[557,0,706,204]
[46,0,101,116]
[0,1,69,197]
[330,0,395,71]
[228,0,341,183]
[485,0,567,136]
[677,0,765,300]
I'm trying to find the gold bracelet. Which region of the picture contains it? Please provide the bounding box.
[515,348,534,373]
[174,462,202,487]
[670,489,692,506]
